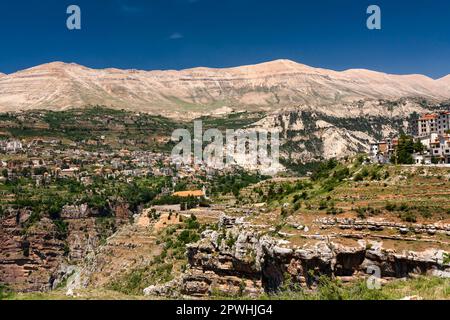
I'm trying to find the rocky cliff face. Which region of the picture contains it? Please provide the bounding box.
[0,60,449,118]
[144,216,449,298]
[0,211,65,292]
[246,98,438,162]
[0,202,133,292]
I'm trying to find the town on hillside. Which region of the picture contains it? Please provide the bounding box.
[370,110,450,165]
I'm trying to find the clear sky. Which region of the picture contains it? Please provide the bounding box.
[0,0,449,78]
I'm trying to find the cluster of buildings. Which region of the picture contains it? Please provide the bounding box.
[370,110,450,165]
[0,135,240,195]
[414,133,450,165]
[0,139,23,153]
[370,138,398,164]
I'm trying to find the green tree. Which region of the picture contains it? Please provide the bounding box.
[392,135,414,164]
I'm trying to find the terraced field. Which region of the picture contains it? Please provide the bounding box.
[236,163,450,253]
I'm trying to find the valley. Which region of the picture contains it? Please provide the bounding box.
[1,132,449,299]
[0,60,449,300]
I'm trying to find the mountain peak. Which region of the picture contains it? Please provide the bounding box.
[228,59,318,74]
[25,61,87,73]
[43,61,82,67]
[259,59,300,66]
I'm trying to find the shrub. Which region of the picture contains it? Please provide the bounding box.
[185,215,200,230]
[226,233,237,247]
[333,167,350,181]
[177,230,200,245]
[355,206,380,218]
[319,200,328,210]
[356,208,366,219]
[326,206,340,215]
[385,203,397,212]
[53,219,69,239]
[0,284,14,300]
[400,212,417,223]
[419,207,432,219]
[444,253,450,265]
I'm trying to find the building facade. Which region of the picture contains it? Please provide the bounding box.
[417,111,450,137]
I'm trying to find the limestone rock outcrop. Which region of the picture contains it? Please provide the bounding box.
[145,216,450,297]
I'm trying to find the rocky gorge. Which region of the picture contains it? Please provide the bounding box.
[0,202,133,292]
[144,215,450,298]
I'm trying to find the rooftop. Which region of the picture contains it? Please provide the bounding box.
[172,190,205,198]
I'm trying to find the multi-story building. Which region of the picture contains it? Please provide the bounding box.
[370,137,398,163]
[414,133,450,164]
[0,139,23,153]
[417,111,450,137]
[430,134,450,164]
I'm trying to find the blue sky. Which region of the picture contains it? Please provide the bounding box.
[0,0,449,78]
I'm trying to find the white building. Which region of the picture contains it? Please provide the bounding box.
[417,111,450,137]
[0,140,23,152]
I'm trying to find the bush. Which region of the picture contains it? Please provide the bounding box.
[0,284,13,300]
[185,215,200,230]
[333,167,350,181]
[355,206,380,218]
[177,230,200,245]
[53,219,69,239]
[419,207,432,219]
[444,253,450,265]
[400,211,417,223]
[385,203,397,212]
[326,206,342,215]
[319,200,328,210]
[293,201,302,211]
[226,233,237,247]
[311,159,338,181]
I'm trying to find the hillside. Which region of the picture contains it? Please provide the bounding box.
[0,60,450,118]
[0,101,447,162]
[25,161,449,300]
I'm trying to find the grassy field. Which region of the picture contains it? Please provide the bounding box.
[238,160,450,252]
[3,276,448,300]
[260,276,450,300]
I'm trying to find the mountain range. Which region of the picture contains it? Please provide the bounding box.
[0,59,449,118]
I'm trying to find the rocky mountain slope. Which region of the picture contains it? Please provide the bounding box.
[1,60,449,118]
[246,97,444,162]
